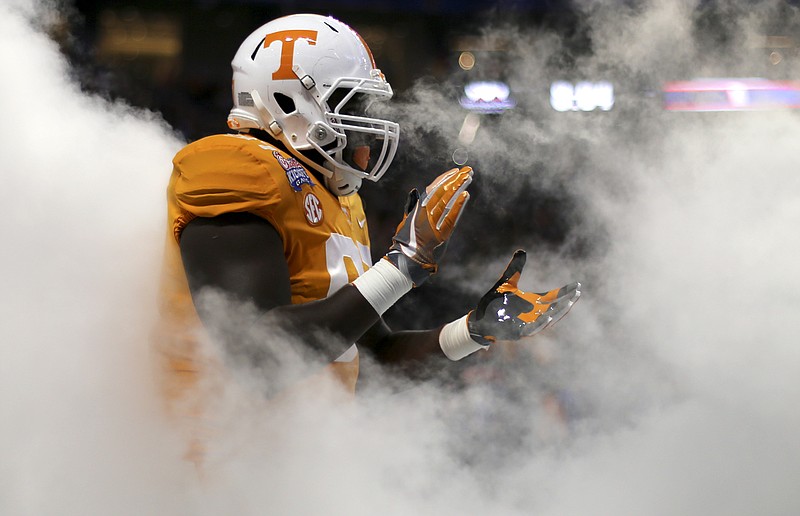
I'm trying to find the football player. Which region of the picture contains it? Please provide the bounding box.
[154,13,580,461]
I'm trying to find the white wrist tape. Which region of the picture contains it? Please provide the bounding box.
[352,258,413,315]
[439,314,488,361]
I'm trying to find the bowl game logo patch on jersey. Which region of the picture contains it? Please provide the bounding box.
[304,192,323,226]
[273,151,314,191]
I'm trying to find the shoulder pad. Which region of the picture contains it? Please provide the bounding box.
[172,134,283,217]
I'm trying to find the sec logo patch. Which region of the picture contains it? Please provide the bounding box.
[304,193,323,226]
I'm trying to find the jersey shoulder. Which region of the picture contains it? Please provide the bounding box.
[171,133,313,218]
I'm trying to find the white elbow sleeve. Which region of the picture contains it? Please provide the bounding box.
[352,258,413,315]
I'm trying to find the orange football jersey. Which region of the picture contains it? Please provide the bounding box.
[153,133,373,450]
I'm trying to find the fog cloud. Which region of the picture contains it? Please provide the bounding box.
[2,0,799,514]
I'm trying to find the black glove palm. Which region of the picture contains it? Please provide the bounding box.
[468,250,581,346]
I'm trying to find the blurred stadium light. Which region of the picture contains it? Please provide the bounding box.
[663,77,800,111]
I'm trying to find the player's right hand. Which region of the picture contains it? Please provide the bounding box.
[467,250,581,345]
[386,166,473,286]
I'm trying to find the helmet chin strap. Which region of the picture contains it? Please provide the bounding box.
[250,90,283,137]
[323,162,362,197]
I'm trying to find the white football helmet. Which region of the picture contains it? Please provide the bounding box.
[228,14,400,196]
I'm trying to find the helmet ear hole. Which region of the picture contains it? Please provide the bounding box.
[273,92,296,114]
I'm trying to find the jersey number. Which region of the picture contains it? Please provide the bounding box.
[325,233,371,296]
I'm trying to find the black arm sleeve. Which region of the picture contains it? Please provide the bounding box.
[179,212,382,361]
[180,212,292,312]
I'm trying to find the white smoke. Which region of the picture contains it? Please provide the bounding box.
[0,1,190,514]
[2,0,800,515]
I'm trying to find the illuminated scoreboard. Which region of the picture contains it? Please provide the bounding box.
[550,81,615,112]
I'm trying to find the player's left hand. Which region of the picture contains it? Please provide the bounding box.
[467,250,581,346]
[386,166,473,286]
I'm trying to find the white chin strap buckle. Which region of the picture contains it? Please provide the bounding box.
[250,90,283,136]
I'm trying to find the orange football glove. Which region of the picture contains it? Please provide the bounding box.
[468,250,581,345]
[386,167,473,286]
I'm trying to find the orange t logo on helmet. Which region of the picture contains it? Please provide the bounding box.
[263,30,318,80]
